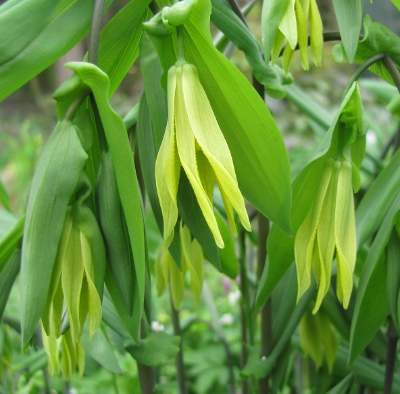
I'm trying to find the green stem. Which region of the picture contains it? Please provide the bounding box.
[170,294,187,394]
[384,319,398,394]
[88,0,105,65]
[226,0,248,27]
[176,25,186,64]
[342,52,386,98]
[137,319,156,394]
[383,56,400,94]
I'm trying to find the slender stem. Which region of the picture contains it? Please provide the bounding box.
[383,56,400,94]
[342,52,386,98]
[176,26,186,64]
[226,0,248,27]
[137,319,156,394]
[201,281,236,394]
[257,213,272,394]
[88,0,105,65]
[384,319,398,394]
[63,88,90,122]
[170,295,187,394]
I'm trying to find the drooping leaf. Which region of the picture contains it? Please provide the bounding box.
[126,332,180,367]
[349,195,400,364]
[0,0,112,102]
[0,216,24,274]
[332,0,363,62]
[20,122,88,348]
[64,62,146,341]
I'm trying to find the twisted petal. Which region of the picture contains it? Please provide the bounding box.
[181,64,251,235]
[174,65,224,248]
[335,161,356,307]
[155,67,180,245]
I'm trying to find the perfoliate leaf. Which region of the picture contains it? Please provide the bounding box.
[65,62,146,341]
[126,332,180,367]
[21,122,88,348]
[332,0,363,62]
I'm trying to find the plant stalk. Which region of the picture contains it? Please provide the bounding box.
[384,319,398,394]
[137,319,156,394]
[88,0,105,65]
[170,295,187,394]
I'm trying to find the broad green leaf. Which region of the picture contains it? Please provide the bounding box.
[96,0,151,97]
[82,325,122,374]
[210,0,286,98]
[333,15,400,84]
[0,249,20,320]
[0,179,10,211]
[332,0,363,62]
[146,0,293,235]
[386,230,400,332]
[356,148,400,247]
[0,0,112,102]
[65,62,146,340]
[349,196,400,364]
[261,0,291,63]
[126,332,180,367]
[20,122,88,348]
[0,216,24,274]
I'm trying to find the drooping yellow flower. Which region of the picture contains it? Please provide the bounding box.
[41,203,105,379]
[155,63,251,248]
[295,158,356,313]
[270,0,323,72]
[155,223,204,309]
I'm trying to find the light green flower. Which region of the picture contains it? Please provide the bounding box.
[155,63,251,248]
[41,202,105,379]
[270,0,323,72]
[155,223,204,309]
[295,158,356,313]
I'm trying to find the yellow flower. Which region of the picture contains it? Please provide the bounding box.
[155,223,204,309]
[41,203,105,379]
[270,0,323,71]
[295,158,356,313]
[155,63,251,248]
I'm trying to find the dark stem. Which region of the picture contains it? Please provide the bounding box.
[63,88,90,122]
[226,0,248,27]
[342,52,386,98]
[137,319,156,394]
[170,295,187,394]
[257,213,272,394]
[384,319,398,394]
[88,0,105,65]
[383,56,400,94]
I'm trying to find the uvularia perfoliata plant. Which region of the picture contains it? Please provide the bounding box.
[155,62,251,248]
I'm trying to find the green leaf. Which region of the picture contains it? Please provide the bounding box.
[82,325,122,375]
[332,0,363,63]
[146,0,293,235]
[210,0,286,98]
[326,374,354,394]
[0,216,24,274]
[261,0,291,63]
[126,332,180,367]
[333,15,400,84]
[386,230,400,332]
[356,148,400,247]
[20,122,88,347]
[65,62,146,340]
[349,196,400,364]
[391,0,400,11]
[0,0,107,102]
[0,179,10,211]
[0,249,20,320]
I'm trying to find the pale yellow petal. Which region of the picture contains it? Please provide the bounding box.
[310,0,323,67]
[169,255,185,310]
[174,66,224,248]
[181,64,251,233]
[335,161,356,308]
[279,0,297,49]
[295,0,309,70]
